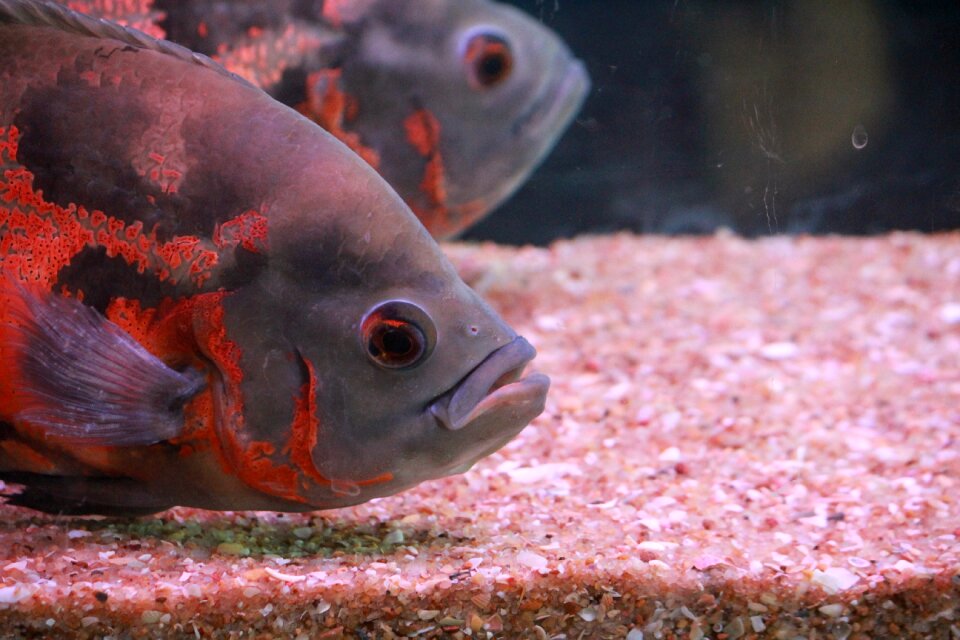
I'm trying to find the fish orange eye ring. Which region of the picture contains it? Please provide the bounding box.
[361,300,437,369]
[461,30,514,89]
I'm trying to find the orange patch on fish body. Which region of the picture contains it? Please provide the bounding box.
[300,69,381,169]
[404,109,459,237]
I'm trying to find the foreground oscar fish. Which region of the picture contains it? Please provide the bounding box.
[62,0,591,239]
[0,0,549,515]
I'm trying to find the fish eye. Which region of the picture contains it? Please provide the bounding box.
[462,31,513,89]
[361,301,436,369]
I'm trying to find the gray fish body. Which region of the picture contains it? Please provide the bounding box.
[0,0,548,514]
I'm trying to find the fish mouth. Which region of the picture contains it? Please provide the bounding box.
[512,58,591,142]
[429,336,549,432]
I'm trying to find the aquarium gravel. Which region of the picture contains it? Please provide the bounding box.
[2,232,960,639]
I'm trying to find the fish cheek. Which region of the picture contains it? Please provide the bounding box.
[218,291,301,445]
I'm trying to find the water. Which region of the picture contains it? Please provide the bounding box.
[468,0,960,243]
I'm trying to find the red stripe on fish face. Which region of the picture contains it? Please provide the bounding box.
[285,355,330,489]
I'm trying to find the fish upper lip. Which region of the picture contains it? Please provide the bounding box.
[429,335,545,431]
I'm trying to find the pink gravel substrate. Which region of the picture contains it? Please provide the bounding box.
[2,232,960,639]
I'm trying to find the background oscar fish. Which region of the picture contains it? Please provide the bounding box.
[62,0,591,238]
[0,0,549,515]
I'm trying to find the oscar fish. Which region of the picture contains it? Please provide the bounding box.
[61,0,591,239]
[0,0,549,515]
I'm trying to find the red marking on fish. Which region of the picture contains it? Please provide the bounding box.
[0,440,57,474]
[217,22,330,92]
[65,0,166,39]
[1,126,268,288]
[300,69,380,170]
[403,109,456,237]
[285,356,329,488]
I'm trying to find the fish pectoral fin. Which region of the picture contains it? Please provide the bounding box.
[3,283,204,446]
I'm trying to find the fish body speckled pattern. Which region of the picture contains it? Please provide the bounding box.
[62,0,590,238]
[0,0,549,515]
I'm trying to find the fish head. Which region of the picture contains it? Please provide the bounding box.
[331,0,590,238]
[203,150,549,508]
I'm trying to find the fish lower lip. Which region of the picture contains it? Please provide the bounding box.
[430,336,543,431]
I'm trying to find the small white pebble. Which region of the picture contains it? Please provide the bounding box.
[750,615,766,632]
[639,518,661,532]
[773,532,793,545]
[506,463,581,484]
[578,606,598,622]
[939,302,960,324]
[0,585,35,604]
[141,610,163,624]
[638,540,673,552]
[658,446,681,461]
[81,616,99,628]
[67,530,92,539]
[760,341,799,360]
[603,381,633,402]
[812,568,860,594]
[383,530,405,545]
[819,604,844,618]
[264,567,305,583]
[535,315,564,331]
[517,550,548,571]
[892,559,916,572]
[626,628,644,640]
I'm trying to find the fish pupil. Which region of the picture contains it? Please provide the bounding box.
[381,327,413,357]
[479,52,508,84]
[368,320,425,367]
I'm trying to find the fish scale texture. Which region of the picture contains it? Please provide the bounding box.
[1,232,959,639]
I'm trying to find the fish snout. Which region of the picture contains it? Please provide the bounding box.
[430,335,549,432]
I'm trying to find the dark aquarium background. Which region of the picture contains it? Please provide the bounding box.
[466,0,960,245]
